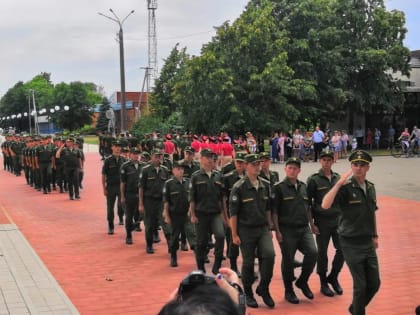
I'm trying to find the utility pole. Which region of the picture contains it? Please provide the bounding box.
[98,9,135,134]
[138,67,152,119]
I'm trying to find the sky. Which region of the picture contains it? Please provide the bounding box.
[0,0,419,99]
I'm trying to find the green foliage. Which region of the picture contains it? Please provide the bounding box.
[0,73,104,133]
[153,0,410,135]
[130,114,170,139]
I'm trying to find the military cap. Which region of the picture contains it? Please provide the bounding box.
[121,146,129,153]
[141,151,151,159]
[172,160,184,168]
[200,148,214,157]
[66,137,75,142]
[193,134,199,140]
[349,150,372,164]
[319,151,334,159]
[244,154,261,164]
[235,152,246,162]
[285,157,301,167]
[259,152,271,160]
[130,147,140,154]
[41,135,49,139]
[112,139,122,146]
[184,146,195,153]
[151,148,163,155]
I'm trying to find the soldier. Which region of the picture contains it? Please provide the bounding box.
[322,150,380,315]
[259,152,279,186]
[307,151,344,297]
[162,160,190,267]
[120,147,141,245]
[229,154,275,308]
[272,157,318,304]
[138,148,171,254]
[35,136,54,194]
[101,140,126,234]
[56,137,82,200]
[178,146,200,251]
[189,148,227,274]
[53,137,66,193]
[222,151,246,274]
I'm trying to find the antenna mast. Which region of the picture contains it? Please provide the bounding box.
[147,0,158,88]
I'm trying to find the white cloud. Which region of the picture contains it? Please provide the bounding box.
[0,0,418,98]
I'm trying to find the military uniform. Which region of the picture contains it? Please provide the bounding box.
[60,141,82,200]
[163,168,190,265]
[307,154,344,296]
[102,145,126,231]
[120,153,141,244]
[333,150,380,315]
[138,153,170,252]
[273,158,317,303]
[36,139,55,193]
[189,149,225,273]
[229,172,275,306]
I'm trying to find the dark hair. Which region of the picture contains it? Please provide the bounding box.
[158,285,240,315]
[416,305,420,315]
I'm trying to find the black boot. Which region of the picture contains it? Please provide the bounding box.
[170,252,178,267]
[212,257,223,275]
[320,275,334,297]
[196,259,206,273]
[244,287,258,308]
[327,274,343,295]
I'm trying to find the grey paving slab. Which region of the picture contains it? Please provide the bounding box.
[0,225,79,315]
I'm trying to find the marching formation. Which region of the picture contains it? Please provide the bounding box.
[1,133,84,200]
[1,129,381,315]
[98,130,380,315]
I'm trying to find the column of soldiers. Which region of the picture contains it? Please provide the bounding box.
[97,130,379,315]
[1,133,84,200]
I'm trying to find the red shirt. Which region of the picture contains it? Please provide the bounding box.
[164,140,175,154]
[191,139,201,153]
[221,142,233,157]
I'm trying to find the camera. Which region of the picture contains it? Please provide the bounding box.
[177,270,217,301]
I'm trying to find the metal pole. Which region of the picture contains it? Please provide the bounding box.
[28,91,32,134]
[32,90,40,135]
[98,9,134,135]
[118,27,127,134]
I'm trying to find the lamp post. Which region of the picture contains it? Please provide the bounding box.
[98,9,135,134]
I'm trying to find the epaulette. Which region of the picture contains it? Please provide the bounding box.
[161,164,169,171]
[121,160,131,167]
[224,170,236,177]
[104,155,113,161]
[191,169,201,176]
[258,176,271,186]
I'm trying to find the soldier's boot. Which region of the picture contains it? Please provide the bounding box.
[230,258,241,277]
[196,258,206,273]
[327,273,343,295]
[244,287,258,308]
[59,184,64,193]
[170,252,178,267]
[212,256,223,275]
[319,274,334,297]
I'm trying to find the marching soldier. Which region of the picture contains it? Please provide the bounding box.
[229,153,276,308]
[101,140,126,234]
[120,147,142,245]
[322,150,380,315]
[272,158,318,304]
[138,148,171,254]
[307,151,344,297]
[189,148,227,274]
[162,160,190,267]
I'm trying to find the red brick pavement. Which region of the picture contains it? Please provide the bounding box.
[0,153,419,315]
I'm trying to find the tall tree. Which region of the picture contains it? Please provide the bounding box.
[51,82,95,131]
[150,44,189,118]
[96,97,111,132]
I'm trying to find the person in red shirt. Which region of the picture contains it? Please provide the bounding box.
[191,135,201,160]
[164,134,175,161]
[220,137,233,168]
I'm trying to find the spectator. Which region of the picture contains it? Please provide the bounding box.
[366,128,373,150]
[374,128,381,149]
[388,125,395,149]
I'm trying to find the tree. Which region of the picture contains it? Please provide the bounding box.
[150,44,190,118]
[51,82,96,131]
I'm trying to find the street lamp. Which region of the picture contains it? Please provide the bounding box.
[98,8,135,134]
